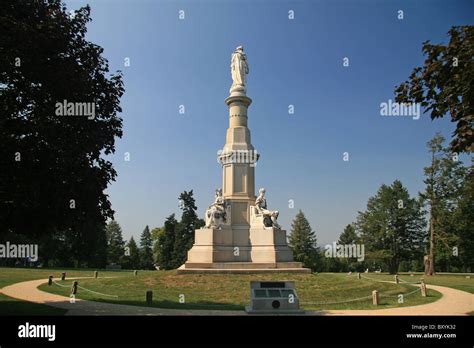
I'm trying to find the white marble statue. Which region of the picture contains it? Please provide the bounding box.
[255,188,281,229]
[205,188,229,228]
[230,46,249,93]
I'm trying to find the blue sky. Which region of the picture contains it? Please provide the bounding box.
[66,0,473,245]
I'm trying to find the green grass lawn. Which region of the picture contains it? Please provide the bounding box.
[362,273,474,294]
[4,267,472,314]
[0,267,131,315]
[37,270,442,311]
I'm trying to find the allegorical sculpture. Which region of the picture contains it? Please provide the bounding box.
[178,46,309,273]
[230,45,249,94]
[205,188,230,229]
[254,188,281,229]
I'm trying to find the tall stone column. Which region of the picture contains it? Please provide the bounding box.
[219,93,258,228]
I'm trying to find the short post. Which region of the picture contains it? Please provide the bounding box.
[134,270,138,276]
[48,275,53,286]
[146,290,153,305]
[94,271,98,279]
[357,272,361,279]
[71,281,78,295]
[420,280,427,297]
[394,275,399,284]
[61,272,66,281]
[372,290,379,305]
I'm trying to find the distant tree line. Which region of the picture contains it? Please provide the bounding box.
[289,134,473,274]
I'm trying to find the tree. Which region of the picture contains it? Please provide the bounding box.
[337,224,359,272]
[172,190,204,267]
[394,26,474,153]
[151,227,165,265]
[338,224,358,245]
[451,166,474,272]
[421,133,468,274]
[0,1,124,267]
[139,225,154,269]
[124,236,140,270]
[289,210,319,271]
[356,180,426,274]
[158,214,178,270]
[106,220,125,265]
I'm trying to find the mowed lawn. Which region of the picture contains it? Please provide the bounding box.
[360,273,474,294]
[4,267,472,313]
[0,267,131,315]
[37,270,443,311]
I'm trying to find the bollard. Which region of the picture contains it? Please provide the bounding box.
[372,290,379,305]
[146,290,153,305]
[61,272,66,281]
[134,270,138,276]
[94,271,98,279]
[71,281,78,295]
[420,280,427,297]
[394,275,399,284]
[48,276,53,286]
[357,273,361,279]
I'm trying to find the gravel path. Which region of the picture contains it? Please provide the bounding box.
[1,277,472,316]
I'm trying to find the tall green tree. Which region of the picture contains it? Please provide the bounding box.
[395,26,474,153]
[451,166,474,272]
[106,220,125,265]
[289,210,319,271]
[139,225,154,269]
[357,180,426,274]
[0,1,124,267]
[173,190,204,267]
[158,214,178,270]
[151,227,165,265]
[338,224,358,245]
[337,224,359,271]
[421,133,468,274]
[124,236,140,270]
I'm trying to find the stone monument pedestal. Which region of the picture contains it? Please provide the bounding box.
[178,226,310,274]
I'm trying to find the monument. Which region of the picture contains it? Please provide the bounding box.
[178,46,310,274]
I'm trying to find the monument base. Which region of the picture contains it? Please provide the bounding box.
[177,262,311,274]
[178,226,311,274]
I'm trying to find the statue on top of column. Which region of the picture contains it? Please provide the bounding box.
[230,46,249,94]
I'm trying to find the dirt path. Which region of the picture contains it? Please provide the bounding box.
[1,277,472,316]
[325,284,473,316]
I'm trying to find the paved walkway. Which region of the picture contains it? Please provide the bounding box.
[326,284,473,316]
[1,277,472,316]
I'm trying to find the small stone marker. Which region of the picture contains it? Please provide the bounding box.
[394,275,399,284]
[146,290,153,305]
[466,276,471,279]
[357,272,361,279]
[94,271,98,278]
[71,281,78,295]
[48,276,53,286]
[61,272,66,281]
[372,290,379,305]
[134,270,138,276]
[420,280,427,297]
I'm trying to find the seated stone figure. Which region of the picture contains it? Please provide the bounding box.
[253,188,281,229]
[205,189,230,229]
